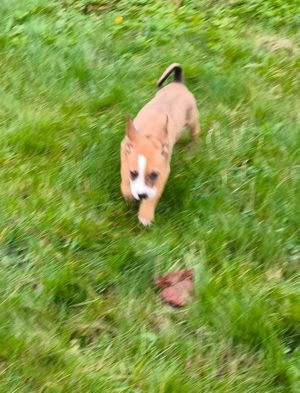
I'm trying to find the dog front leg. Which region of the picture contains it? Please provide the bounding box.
[120,148,133,202]
[138,169,169,226]
[138,197,159,226]
[121,180,132,202]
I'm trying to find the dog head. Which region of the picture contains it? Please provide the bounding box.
[123,117,169,201]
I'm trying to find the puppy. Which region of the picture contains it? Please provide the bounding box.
[120,63,200,226]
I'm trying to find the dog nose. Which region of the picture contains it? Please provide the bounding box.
[138,193,148,200]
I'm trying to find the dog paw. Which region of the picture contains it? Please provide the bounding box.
[138,215,152,226]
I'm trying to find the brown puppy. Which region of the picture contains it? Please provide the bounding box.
[120,64,200,225]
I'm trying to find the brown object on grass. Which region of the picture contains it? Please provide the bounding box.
[171,0,182,9]
[155,268,193,307]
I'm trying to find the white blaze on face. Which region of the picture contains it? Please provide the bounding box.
[130,155,157,200]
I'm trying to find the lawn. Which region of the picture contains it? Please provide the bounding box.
[0,0,299,391]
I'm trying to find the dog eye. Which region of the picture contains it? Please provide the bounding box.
[130,170,138,180]
[148,171,159,181]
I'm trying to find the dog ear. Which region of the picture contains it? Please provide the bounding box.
[161,143,169,159]
[164,115,169,138]
[126,116,136,141]
[125,140,132,154]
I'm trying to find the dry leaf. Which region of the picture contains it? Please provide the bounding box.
[155,268,193,307]
[155,268,193,288]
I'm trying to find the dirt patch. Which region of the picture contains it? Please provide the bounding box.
[82,1,118,15]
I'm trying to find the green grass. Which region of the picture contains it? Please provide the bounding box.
[0,0,300,391]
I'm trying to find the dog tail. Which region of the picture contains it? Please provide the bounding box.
[157,63,182,87]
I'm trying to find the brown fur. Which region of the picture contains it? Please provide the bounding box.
[120,64,200,225]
